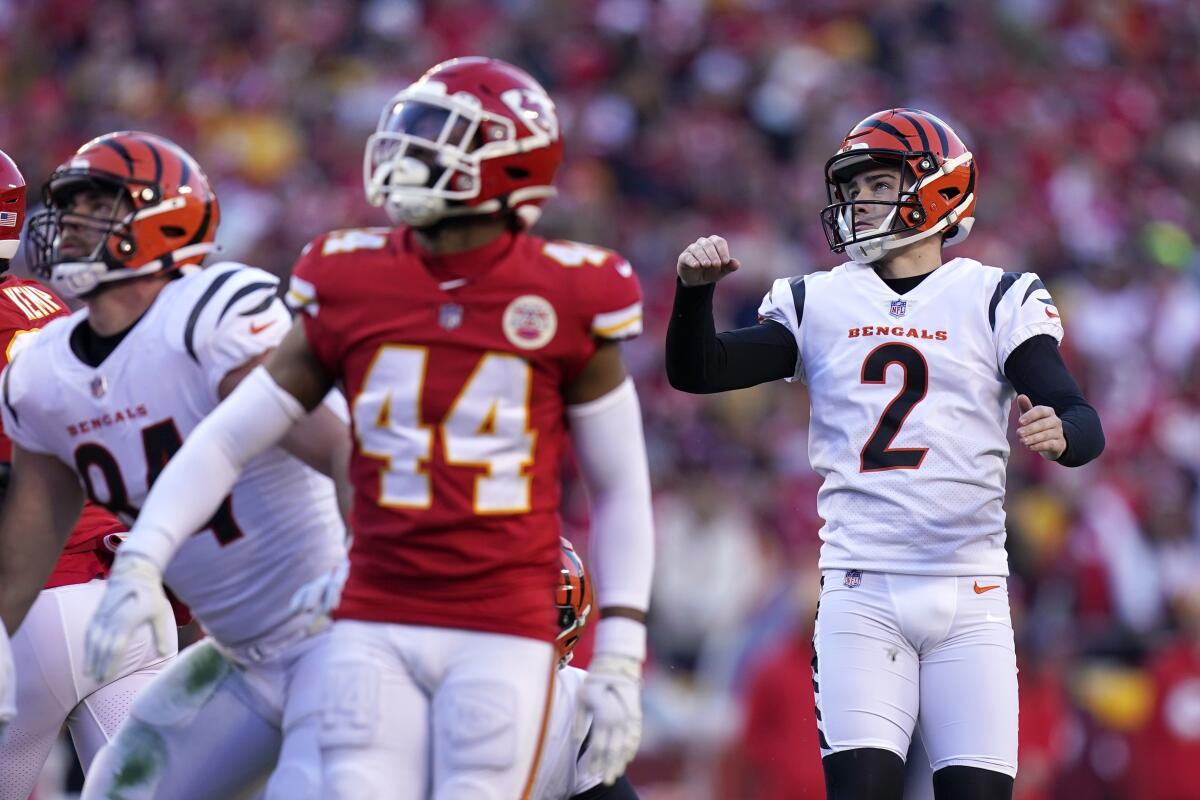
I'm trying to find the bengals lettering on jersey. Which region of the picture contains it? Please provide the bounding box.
[288,228,642,640]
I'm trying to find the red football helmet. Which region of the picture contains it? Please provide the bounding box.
[556,537,594,668]
[363,57,564,229]
[820,108,976,263]
[0,149,26,268]
[27,131,219,297]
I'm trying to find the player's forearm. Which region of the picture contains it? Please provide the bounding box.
[1004,335,1105,467]
[121,367,304,571]
[0,451,81,630]
[1056,404,1105,467]
[0,543,52,632]
[665,280,796,393]
[567,379,653,659]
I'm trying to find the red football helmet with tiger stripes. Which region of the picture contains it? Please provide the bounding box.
[820,108,976,264]
[28,131,219,297]
[556,537,594,668]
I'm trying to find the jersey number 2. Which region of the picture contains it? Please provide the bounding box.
[74,420,244,545]
[354,346,535,514]
[860,342,929,472]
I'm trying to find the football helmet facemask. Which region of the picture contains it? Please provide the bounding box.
[820,108,976,264]
[364,56,563,229]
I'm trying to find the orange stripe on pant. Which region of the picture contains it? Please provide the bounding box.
[520,650,560,800]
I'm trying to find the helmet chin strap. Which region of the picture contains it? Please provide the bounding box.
[384,195,505,228]
[50,243,219,298]
[842,204,902,264]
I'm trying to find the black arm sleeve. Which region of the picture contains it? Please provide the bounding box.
[1003,335,1105,467]
[665,280,798,393]
[571,775,640,800]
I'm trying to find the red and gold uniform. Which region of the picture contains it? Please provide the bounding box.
[289,227,643,641]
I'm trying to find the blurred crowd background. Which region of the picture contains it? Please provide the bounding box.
[4,0,1200,797]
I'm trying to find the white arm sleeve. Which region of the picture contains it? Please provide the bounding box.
[119,367,305,571]
[567,378,653,660]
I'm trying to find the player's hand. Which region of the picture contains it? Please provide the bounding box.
[574,653,643,785]
[677,235,741,287]
[1016,394,1066,461]
[85,552,175,682]
[288,559,349,633]
[0,621,16,734]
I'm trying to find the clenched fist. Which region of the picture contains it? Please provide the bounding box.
[677,235,741,287]
[1016,394,1067,461]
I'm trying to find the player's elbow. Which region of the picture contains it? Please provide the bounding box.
[665,359,717,394]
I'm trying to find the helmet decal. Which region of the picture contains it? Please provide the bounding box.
[363,57,564,229]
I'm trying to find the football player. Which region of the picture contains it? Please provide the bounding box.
[0,131,350,799]
[665,109,1105,800]
[532,538,640,800]
[88,57,655,799]
[0,148,177,800]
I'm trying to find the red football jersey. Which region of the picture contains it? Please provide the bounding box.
[289,228,643,641]
[0,275,125,589]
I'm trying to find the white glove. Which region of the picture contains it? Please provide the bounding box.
[288,560,349,633]
[573,652,643,786]
[0,621,16,734]
[85,553,175,682]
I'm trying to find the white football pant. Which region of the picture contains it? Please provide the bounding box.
[813,570,1018,777]
[319,620,557,800]
[0,579,176,800]
[82,616,331,800]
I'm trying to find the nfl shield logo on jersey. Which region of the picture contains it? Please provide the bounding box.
[843,569,863,588]
[889,299,907,318]
[438,303,464,331]
[90,374,107,398]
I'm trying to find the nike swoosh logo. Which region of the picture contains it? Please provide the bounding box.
[249,320,277,335]
[1045,308,1059,319]
[974,581,1000,594]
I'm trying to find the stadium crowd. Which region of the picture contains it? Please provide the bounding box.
[3,0,1199,797]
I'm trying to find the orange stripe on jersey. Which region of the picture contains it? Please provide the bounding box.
[519,652,559,800]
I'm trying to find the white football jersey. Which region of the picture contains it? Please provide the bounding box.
[1,263,346,646]
[758,257,1063,576]
[531,665,602,800]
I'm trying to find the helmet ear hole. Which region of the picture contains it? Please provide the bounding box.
[160,225,186,238]
[938,187,961,200]
[505,166,530,180]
